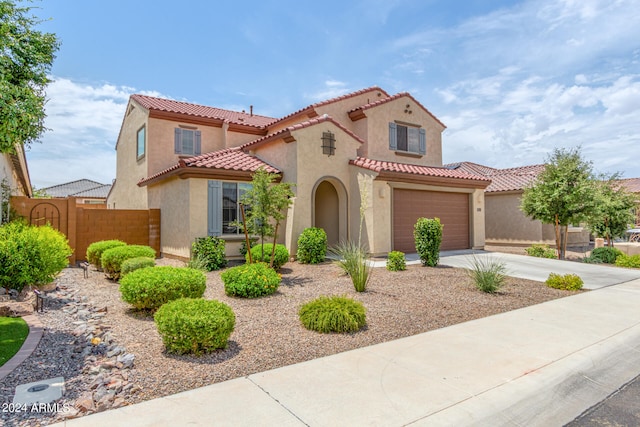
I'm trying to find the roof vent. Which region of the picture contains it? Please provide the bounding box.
[250,105,253,116]
[323,113,329,118]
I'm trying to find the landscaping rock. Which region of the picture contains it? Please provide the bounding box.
[0,300,33,317]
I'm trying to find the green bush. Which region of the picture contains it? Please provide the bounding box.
[119,266,206,311]
[247,243,289,270]
[466,255,507,293]
[154,298,235,355]
[615,254,640,268]
[299,295,366,333]
[414,217,443,267]
[239,239,256,257]
[102,245,156,281]
[525,244,557,259]
[328,240,371,292]
[386,251,406,272]
[546,273,584,290]
[588,247,624,264]
[296,227,327,264]
[191,236,227,271]
[0,222,72,292]
[121,257,155,276]
[221,262,281,298]
[86,240,126,269]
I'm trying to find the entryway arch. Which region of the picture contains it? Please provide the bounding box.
[312,177,348,247]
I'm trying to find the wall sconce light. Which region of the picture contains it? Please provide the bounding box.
[321,131,336,156]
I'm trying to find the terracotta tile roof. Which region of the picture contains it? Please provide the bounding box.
[349,92,446,129]
[138,148,280,186]
[349,157,491,182]
[267,87,389,129]
[446,162,545,192]
[619,177,640,193]
[240,114,365,150]
[131,94,275,128]
[42,179,107,198]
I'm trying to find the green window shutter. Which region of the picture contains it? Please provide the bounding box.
[195,130,202,155]
[419,128,426,155]
[174,128,182,154]
[208,180,222,236]
[389,122,397,150]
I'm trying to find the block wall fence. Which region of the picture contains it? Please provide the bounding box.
[10,197,160,265]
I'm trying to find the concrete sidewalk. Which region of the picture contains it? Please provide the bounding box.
[52,277,640,427]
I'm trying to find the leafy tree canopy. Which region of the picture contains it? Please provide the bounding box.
[586,175,636,245]
[0,0,59,153]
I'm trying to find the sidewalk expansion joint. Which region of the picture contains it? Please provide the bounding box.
[246,376,310,426]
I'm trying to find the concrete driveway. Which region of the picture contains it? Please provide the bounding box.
[438,250,640,290]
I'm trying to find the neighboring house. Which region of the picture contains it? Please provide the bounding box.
[447,162,590,246]
[42,179,112,205]
[1,143,32,198]
[618,178,640,226]
[108,87,491,260]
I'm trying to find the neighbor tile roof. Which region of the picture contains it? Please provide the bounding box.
[42,179,108,198]
[350,157,491,182]
[619,177,640,193]
[131,94,275,128]
[138,148,280,186]
[446,162,545,192]
[72,184,112,198]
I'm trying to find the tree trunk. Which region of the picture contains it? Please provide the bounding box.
[269,222,279,269]
[240,204,252,264]
[562,225,568,260]
[554,214,562,259]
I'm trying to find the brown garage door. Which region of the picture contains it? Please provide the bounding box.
[393,189,470,252]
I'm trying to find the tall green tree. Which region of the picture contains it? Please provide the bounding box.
[0,0,59,153]
[520,147,596,259]
[586,175,636,247]
[238,168,294,267]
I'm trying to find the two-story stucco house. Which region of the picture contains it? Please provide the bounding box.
[108,87,490,260]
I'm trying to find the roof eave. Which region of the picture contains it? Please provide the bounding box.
[375,170,491,189]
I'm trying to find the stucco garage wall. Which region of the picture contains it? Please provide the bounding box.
[485,192,545,244]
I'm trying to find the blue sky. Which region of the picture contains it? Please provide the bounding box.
[25,0,640,188]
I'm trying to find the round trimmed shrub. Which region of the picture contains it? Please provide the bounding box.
[221,262,280,298]
[299,295,366,333]
[101,245,156,280]
[121,257,155,277]
[191,236,227,271]
[86,240,127,269]
[154,298,235,355]
[589,247,624,264]
[247,243,289,270]
[120,266,206,311]
[546,273,583,291]
[296,227,327,264]
[386,251,406,271]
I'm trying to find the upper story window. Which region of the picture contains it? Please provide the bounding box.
[389,122,426,155]
[136,126,145,160]
[174,127,202,156]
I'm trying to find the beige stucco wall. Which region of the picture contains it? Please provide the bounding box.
[0,154,21,195]
[148,177,191,258]
[356,96,444,166]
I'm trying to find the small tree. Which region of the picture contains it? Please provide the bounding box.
[521,147,596,260]
[238,168,294,268]
[586,176,636,247]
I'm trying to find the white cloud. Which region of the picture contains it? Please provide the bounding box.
[305,80,352,102]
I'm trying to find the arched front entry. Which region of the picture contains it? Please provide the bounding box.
[313,178,347,247]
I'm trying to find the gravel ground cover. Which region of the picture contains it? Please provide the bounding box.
[1,256,579,425]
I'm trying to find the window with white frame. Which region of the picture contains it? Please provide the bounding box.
[174,127,202,156]
[208,181,252,235]
[136,126,145,160]
[389,122,426,155]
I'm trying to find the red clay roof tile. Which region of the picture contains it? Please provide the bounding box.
[446,162,545,192]
[350,157,491,181]
[619,177,640,193]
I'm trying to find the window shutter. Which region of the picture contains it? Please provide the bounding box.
[207,180,222,236]
[419,128,426,155]
[195,131,202,155]
[389,122,397,150]
[174,128,182,154]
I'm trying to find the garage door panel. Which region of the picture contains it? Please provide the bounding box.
[393,189,470,252]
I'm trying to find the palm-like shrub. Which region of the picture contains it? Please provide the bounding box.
[101,245,156,280]
[466,255,507,293]
[386,251,406,271]
[297,227,327,264]
[86,240,126,270]
[247,243,289,270]
[154,298,235,355]
[299,295,366,333]
[414,217,443,267]
[221,262,281,298]
[328,240,371,292]
[119,266,206,311]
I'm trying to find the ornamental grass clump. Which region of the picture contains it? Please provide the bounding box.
[247,243,289,270]
[221,262,281,298]
[101,245,156,281]
[466,255,508,293]
[154,298,235,355]
[386,251,406,271]
[86,240,126,270]
[546,273,584,291]
[120,257,155,277]
[299,295,366,333]
[119,266,206,311]
[328,240,371,292]
[296,227,327,264]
